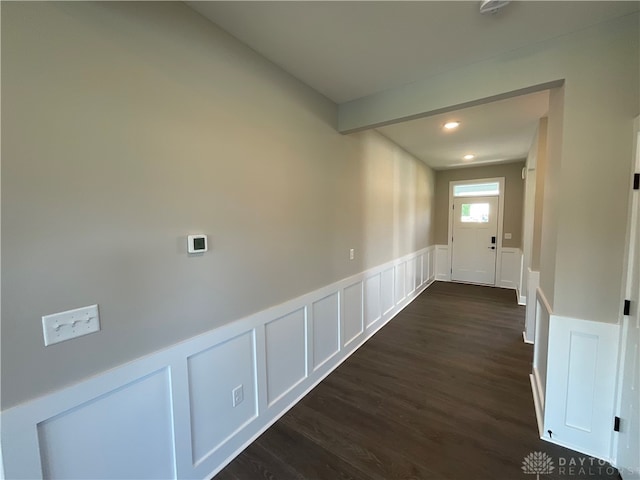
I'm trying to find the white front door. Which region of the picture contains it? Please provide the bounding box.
[617,126,640,480]
[451,196,499,285]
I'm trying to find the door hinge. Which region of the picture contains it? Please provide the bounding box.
[614,416,621,432]
[624,299,631,316]
[634,173,639,190]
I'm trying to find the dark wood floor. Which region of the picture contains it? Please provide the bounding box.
[215,282,619,480]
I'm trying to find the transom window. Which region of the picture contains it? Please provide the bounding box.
[453,182,500,197]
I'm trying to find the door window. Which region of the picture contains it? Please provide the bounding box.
[460,203,490,223]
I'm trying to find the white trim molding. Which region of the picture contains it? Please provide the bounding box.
[1,247,436,480]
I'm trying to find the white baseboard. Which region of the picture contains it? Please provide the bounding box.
[1,247,436,480]
[518,294,527,306]
[522,331,533,344]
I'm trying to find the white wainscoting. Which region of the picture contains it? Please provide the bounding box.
[435,244,522,294]
[498,247,522,293]
[544,316,620,461]
[435,244,450,281]
[1,247,436,480]
[39,368,176,479]
[530,288,621,463]
[531,287,552,437]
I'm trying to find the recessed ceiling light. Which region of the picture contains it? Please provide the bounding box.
[443,121,460,130]
[463,154,475,160]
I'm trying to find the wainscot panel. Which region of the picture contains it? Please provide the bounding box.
[435,245,450,281]
[1,247,435,479]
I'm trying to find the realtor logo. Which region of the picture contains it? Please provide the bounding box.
[522,451,555,480]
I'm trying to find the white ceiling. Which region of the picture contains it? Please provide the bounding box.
[377,90,549,169]
[187,1,638,170]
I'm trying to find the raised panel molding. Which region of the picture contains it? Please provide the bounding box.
[187,332,258,466]
[541,314,620,461]
[406,258,416,295]
[38,369,175,480]
[364,274,382,328]
[343,282,364,347]
[265,309,308,406]
[564,332,598,431]
[498,248,522,292]
[395,261,407,303]
[311,293,340,370]
[427,249,435,280]
[435,245,450,281]
[381,267,395,314]
[1,247,435,480]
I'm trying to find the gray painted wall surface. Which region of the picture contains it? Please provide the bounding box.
[1,2,435,408]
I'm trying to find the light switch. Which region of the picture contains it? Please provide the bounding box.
[504,233,512,240]
[42,305,100,346]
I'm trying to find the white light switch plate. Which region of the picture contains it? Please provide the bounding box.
[42,304,100,346]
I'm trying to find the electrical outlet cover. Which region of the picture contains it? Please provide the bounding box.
[232,385,244,407]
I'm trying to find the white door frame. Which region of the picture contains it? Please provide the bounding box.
[447,177,505,286]
[612,115,640,470]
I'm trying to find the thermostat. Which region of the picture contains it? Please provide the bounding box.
[188,234,208,253]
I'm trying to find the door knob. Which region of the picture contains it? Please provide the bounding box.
[489,246,496,250]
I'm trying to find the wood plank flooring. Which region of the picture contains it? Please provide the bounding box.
[214,282,619,480]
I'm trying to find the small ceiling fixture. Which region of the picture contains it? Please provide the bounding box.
[443,121,460,130]
[479,0,510,15]
[463,154,475,160]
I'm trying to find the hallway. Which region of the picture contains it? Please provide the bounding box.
[216,282,618,480]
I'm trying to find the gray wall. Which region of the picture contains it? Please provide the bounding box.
[434,161,526,248]
[539,88,563,309]
[1,2,435,409]
[531,118,548,271]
